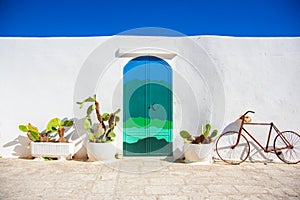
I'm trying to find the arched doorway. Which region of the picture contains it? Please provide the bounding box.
[123,56,173,156]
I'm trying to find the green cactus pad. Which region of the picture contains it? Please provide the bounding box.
[204,124,211,137]
[180,130,191,139]
[210,130,218,138]
[18,125,28,132]
[89,133,95,142]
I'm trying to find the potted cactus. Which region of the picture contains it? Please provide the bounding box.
[18,118,75,160]
[46,118,74,143]
[180,124,218,163]
[77,94,120,161]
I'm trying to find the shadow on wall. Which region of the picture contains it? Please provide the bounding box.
[71,118,88,160]
[3,118,88,159]
[3,135,32,158]
[220,118,277,163]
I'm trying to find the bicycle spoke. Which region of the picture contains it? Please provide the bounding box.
[290,133,300,145]
[229,134,235,145]
[292,135,300,144]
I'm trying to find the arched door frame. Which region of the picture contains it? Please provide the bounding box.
[123,55,173,156]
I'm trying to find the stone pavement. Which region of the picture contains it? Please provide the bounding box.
[0,158,299,200]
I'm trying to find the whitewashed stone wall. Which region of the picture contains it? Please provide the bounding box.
[0,36,299,161]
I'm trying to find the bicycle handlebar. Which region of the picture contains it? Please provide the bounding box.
[242,110,255,116]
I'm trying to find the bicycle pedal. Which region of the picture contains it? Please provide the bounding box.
[276,151,282,156]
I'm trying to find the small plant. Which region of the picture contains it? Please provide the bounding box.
[180,124,218,144]
[46,118,73,142]
[43,157,55,161]
[19,118,73,143]
[19,123,48,142]
[77,94,120,143]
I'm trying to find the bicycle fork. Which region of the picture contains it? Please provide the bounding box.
[273,124,294,151]
[231,119,245,149]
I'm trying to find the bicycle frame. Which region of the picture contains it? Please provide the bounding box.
[233,116,293,152]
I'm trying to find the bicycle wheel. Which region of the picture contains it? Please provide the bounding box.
[274,131,300,164]
[216,131,250,165]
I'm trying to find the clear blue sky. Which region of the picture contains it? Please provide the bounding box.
[0,0,299,37]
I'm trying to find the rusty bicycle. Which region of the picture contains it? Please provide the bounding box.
[216,110,300,164]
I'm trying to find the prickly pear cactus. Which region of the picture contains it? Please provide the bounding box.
[180,123,218,144]
[77,94,120,143]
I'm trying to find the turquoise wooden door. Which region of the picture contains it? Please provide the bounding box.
[123,56,173,156]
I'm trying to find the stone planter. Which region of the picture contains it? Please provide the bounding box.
[86,141,116,161]
[183,143,214,164]
[30,142,75,160]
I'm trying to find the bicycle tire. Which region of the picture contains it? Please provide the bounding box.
[274,131,300,164]
[216,131,250,165]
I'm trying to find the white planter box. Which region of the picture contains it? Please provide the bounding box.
[183,143,214,164]
[31,142,75,160]
[86,142,116,161]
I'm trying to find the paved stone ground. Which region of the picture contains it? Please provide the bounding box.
[0,158,299,200]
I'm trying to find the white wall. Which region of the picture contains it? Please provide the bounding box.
[198,36,300,161]
[0,36,299,162]
[0,37,109,157]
